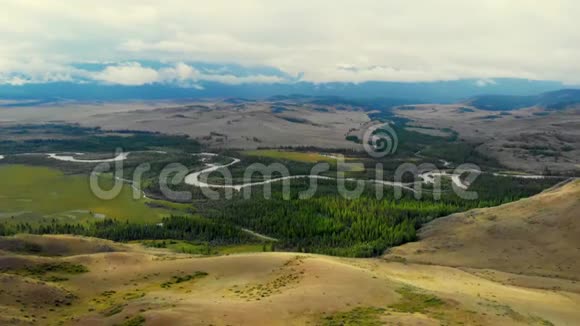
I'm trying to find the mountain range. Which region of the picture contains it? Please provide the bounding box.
[0,64,576,105]
[466,89,580,110]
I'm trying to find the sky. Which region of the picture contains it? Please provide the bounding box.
[1,0,579,86]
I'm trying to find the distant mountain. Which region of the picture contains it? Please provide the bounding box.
[539,89,580,109]
[279,95,420,110]
[466,89,580,111]
[0,78,572,104]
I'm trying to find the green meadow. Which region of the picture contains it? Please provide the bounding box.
[241,149,364,172]
[138,239,272,255]
[242,149,339,163]
[0,165,182,225]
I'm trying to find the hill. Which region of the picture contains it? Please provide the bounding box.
[386,179,580,280]
[2,178,580,326]
[467,89,580,111]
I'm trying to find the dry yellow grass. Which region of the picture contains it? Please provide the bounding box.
[386,179,580,280]
[1,181,580,325]
[0,234,125,257]
[0,245,578,325]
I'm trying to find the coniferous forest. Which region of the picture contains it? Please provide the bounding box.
[0,124,565,257]
[1,176,552,257]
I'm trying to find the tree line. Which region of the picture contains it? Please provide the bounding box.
[2,216,255,245]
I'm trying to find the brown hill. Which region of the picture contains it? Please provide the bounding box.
[386,179,580,280]
[2,181,580,325]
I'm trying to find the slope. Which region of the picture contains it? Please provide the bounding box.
[386,179,580,280]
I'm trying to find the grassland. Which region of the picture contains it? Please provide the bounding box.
[242,149,339,163]
[0,165,181,225]
[241,149,365,172]
[387,179,580,280]
[320,306,386,326]
[0,234,576,325]
[138,240,272,255]
[394,104,580,174]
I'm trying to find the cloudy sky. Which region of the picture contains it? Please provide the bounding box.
[1,0,579,86]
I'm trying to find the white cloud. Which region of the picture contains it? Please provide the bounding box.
[195,73,285,85]
[0,76,27,86]
[476,79,498,87]
[1,0,580,83]
[89,62,286,86]
[93,63,159,85]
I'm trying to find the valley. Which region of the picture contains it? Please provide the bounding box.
[3,2,580,325]
[0,95,578,325]
[2,179,580,325]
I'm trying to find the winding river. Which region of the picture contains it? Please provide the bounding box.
[184,153,419,193]
[0,151,560,194]
[47,152,130,163]
[182,153,566,193]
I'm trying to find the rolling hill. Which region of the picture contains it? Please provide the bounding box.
[1,180,579,325]
[467,89,580,111]
[386,179,580,280]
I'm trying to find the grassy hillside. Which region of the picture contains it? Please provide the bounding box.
[0,233,577,325]
[387,179,580,280]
